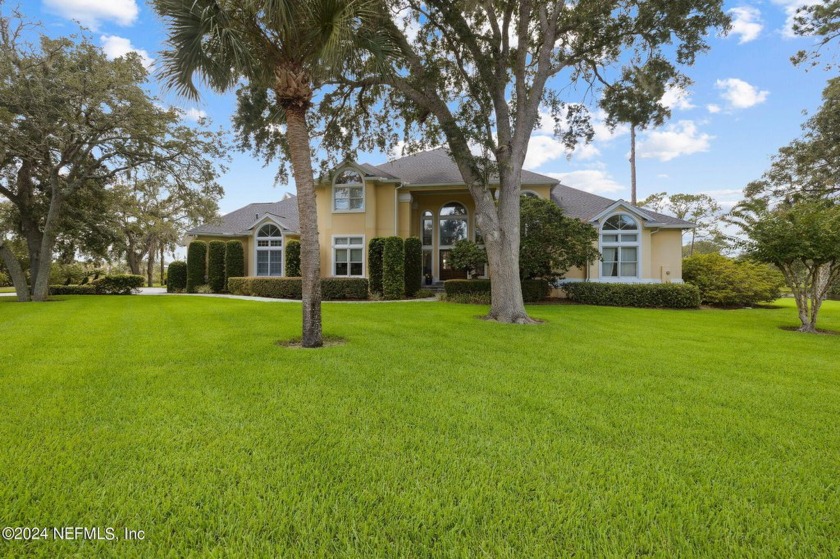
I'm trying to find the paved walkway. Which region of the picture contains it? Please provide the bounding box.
[2,287,436,303]
[137,287,437,304]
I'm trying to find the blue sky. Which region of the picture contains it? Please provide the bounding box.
[20,0,831,214]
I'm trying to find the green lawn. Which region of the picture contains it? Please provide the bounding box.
[0,296,837,557]
[0,287,15,293]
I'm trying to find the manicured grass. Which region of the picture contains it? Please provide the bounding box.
[0,296,838,557]
[0,287,15,293]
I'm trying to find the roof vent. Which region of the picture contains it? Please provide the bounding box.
[255,213,259,220]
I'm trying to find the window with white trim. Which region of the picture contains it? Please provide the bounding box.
[333,170,364,211]
[438,202,468,247]
[256,224,283,276]
[601,214,639,278]
[333,236,364,276]
[521,190,539,199]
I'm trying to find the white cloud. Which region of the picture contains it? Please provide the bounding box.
[525,136,568,168]
[45,0,139,29]
[728,6,764,43]
[701,188,745,211]
[100,35,153,69]
[715,78,769,109]
[183,108,208,122]
[661,84,695,111]
[771,0,822,38]
[545,170,625,195]
[706,104,722,114]
[637,120,713,162]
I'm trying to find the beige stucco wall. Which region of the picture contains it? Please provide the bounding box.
[192,179,686,284]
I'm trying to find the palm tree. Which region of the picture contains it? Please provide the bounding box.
[153,0,387,348]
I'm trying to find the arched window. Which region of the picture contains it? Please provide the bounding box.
[438,202,468,246]
[521,190,539,199]
[333,169,364,211]
[256,224,283,276]
[601,214,639,279]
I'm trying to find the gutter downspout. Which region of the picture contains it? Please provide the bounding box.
[394,183,404,236]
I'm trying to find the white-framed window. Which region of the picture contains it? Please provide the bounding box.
[521,190,539,199]
[333,236,364,276]
[333,169,365,212]
[421,210,433,247]
[600,214,639,278]
[256,224,283,276]
[438,202,468,247]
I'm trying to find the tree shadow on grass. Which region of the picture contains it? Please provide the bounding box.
[276,335,347,348]
[779,326,840,336]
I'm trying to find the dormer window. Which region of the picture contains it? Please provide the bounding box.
[333,169,364,212]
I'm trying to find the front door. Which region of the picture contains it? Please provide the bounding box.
[439,249,467,280]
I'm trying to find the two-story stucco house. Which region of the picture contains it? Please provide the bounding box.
[186,148,692,284]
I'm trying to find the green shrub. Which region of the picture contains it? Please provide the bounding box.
[227,277,369,301]
[562,282,700,309]
[49,284,96,295]
[450,239,487,278]
[382,236,404,300]
[442,292,492,305]
[224,241,245,289]
[368,238,384,295]
[93,274,145,295]
[207,241,226,293]
[186,241,207,293]
[0,271,10,287]
[829,278,840,301]
[404,237,423,297]
[167,261,187,293]
[285,239,301,277]
[321,278,369,300]
[683,253,785,307]
[444,279,550,303]
[49,262,87,286]
[227,277,251,296]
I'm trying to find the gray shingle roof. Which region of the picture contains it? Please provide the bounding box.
[187,196,300,236]
[188,150,692,236]
[552,185,693,227]
[371,147,559,186]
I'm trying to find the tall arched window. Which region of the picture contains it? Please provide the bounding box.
[256,224,283,276]
[439,202,468,280]
[333,169,364,211]
[438,202,468,246]
[601,214,639,278]
[421,210,433,281]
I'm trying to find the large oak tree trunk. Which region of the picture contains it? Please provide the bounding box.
[0,242,30,302]
[482,166,535,324]
[146,240,156,287]
[30,189,65,302]
[284,105,322,348]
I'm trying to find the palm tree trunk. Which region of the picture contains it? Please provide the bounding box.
[630,125,637,205]
[284,105,322,348]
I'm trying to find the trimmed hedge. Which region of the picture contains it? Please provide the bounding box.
[322,278,369,300]
[92,274,145,295]
[404,237,422,297]
[186,241,207,293]
[208,241,226,293]
[224,241,245,289]
[382,236,405,300]
[368,238,384,295]
[285,239,301,278]
[167,261,187,293]
[444,279,551,303]
[227,277,369,300]
[49,275,144,295]
[49,285,97,295]
[562,282,700,309]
